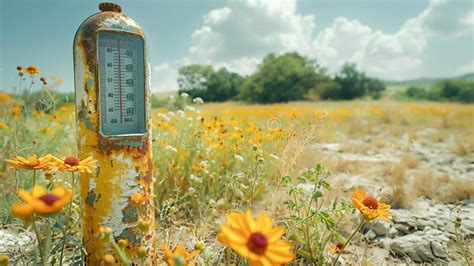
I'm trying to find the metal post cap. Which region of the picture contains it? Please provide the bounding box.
[99,2,122,13]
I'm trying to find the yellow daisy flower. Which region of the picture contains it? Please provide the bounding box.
[23,65,41,76]
[329,243,344,254]
[52,155,98,173]
[218,210,294,266]
[162,243,200,266]
[5,154,54,170]
[352,188,394,221]
[11,185,72,221]
[8,106,22,119]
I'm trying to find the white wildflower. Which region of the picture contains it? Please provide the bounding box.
[270,154,279,160]
[185,106,196,112]
[234,154,244,162]
[165,145,177,153]
[180,92,189,98]
[234,171,245,179]
[193,97,204,104]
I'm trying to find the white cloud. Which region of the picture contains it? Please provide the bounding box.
[421,0,474,36]
[312,16,426,79]
[152,0,473,91]
[186,0,314,75]
[152,63,179,92]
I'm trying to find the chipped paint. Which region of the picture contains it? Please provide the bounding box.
[88,178,97,191]
[74,4,156,265]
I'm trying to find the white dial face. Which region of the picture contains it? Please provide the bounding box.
[98,32,146,136]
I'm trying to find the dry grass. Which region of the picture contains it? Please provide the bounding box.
[412,170,437,199]
[431,131,448,143]
[326,159,367,174]
[382,162,414,208]
[453,137,474,156]
[401,154,421,169]
[383,185,415,209]
[373,138,392,149]
[279,122,320,179]
[384,163,407,186]
[443,179,474,203]
[339,143,370,154]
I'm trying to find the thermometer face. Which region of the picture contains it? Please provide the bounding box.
[98,32,146,136]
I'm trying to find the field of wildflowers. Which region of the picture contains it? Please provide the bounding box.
[0,66,473,265]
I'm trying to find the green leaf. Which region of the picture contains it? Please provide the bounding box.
[320,180,332,190]
[312,190,323,199]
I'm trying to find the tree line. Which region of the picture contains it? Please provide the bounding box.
[404,79,474,103]
[177,52,386,103]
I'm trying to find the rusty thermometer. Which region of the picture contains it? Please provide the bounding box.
[73,2,156,264]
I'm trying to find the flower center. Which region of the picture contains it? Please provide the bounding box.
[247,232,268,255]
[64,156,80,166]
[336,243,344,251]
[39,194,59,205]
[362,196,379,210]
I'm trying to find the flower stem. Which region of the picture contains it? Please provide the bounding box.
[32,169,36,188]
[110,236,132,265]
[32,216,46,266]
[333,218,366,266]
[59,172,75,266]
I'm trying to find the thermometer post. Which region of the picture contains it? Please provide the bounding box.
[73,3,156,264]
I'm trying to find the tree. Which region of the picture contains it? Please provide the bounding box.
[239,53,326,103]
[206,68,245,102]
[177,65,244,102]
[365,78,386,99]
[323,63,386,100]
[333,63,366,100]
[177,64,213,99]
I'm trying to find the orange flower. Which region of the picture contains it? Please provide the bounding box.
[5,154,54,170]
[218,210,294,265]
[352,188,394,221]
[192,165,204,172]
[162,243,200,266]
[23,65,41,76]
[329,243,344,254]
[0,92,10,104]
[8,106,22,119]
[0,123,9,130]
[53,155,97,173]
[130,192,155,205]
[11,185,72,221]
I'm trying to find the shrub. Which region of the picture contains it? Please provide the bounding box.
[238,53,327,103]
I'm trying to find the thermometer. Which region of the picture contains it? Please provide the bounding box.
[98,32,146,136]
[73,3,156,264]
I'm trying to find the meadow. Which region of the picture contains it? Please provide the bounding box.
[0,75,473,265]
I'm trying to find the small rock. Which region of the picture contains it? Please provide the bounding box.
[366,220,391,236]
[388,227,398,237]
[430,241,448,258]
[416,219,436,229]
[365,230,377,241]
[390,234,445,263]
[394,224,411,234]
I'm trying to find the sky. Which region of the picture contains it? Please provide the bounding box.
[1,0,473,92]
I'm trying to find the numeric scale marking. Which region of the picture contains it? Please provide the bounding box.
[98,32,145,135]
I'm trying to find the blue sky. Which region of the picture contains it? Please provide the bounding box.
[1,0,473,92]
